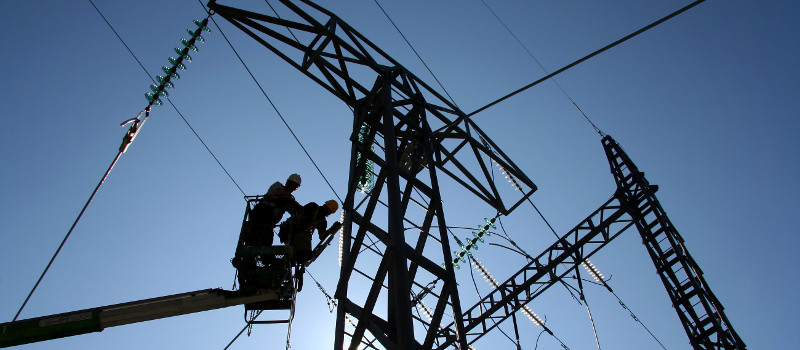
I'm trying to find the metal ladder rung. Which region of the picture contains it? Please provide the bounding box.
[248,319,290,324]
[695,318,718,339]
[644,218,661,231]
[675,288,698,307]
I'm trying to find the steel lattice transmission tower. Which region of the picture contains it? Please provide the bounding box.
[209,1,536,348]
[208,1,746,349]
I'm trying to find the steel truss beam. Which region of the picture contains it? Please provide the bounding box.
[602,136,746,350]
[436,194,634,348]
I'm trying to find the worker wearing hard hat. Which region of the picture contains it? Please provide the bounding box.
[267,173,302,206]
[279,199,339,264]
[249,174,303,246]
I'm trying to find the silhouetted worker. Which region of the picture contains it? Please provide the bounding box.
[248,174,302,247]
[279,200,339,264]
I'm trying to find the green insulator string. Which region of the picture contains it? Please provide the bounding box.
[145,16,211,107]
[356,124,376,193]
[446,216,498,269]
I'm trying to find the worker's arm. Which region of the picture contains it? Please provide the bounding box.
[307,221,343,266]
[315,218,328,235]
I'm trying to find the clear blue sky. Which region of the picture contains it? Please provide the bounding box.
[1,0,797,349]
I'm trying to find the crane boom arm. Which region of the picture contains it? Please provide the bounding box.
[0,288,279,348]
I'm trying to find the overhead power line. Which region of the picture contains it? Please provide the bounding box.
[9,110,146,322]
[206,2,343,204]
[372,0,460,108]
[478,0,604,136]
[89,0,246,196]
[13,0,248,323]
[13,0,220,321]
[468,0,708,118]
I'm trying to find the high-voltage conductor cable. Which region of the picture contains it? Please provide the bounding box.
[575,269,603,350]
[495,215,581,303]
[496,154,665,348]
[88,5,275,349]
[478,0,604,137]
[451,217,522,348]
[581,262,669,350]
[305,270,381,349]
[206,4,343,204]
[482,142,585,306]
[372,0,461,109]
[534,328,548,350]
[466,0,708,119]
[467,257,523,350]
[471,256,572,349]
[479,136,560,242]
[263,0,300,43]
[413,207,529,347]
[443,210,567,348]
[475,141,585,303]
[8,109,149,323]
[524,197,559,240]
[263,0,353,122]
[12,1,220,322]
[494,146,669,349]
[90,0,246,196]
[206,2,346,346]
[223,311,260,350]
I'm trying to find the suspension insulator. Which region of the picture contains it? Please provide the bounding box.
[145,17,209,107]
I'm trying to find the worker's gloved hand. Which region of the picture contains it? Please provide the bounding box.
[319,221,342,240]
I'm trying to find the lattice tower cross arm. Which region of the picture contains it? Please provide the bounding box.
[207,0,537,213]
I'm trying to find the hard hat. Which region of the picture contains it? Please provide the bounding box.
[324,200,339,213]
[287,173,301,186]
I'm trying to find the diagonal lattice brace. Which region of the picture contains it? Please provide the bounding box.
[333,71,468,349]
